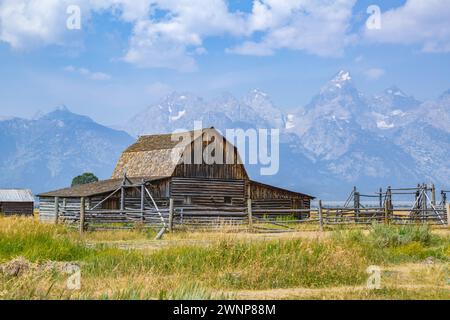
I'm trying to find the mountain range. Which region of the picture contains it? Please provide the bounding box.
[1,70,449,199]
[0,108,133,193]
[121,70,450,198]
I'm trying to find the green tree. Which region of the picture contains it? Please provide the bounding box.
[71,172,99,187]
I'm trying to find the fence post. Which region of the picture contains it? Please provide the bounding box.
[140,183,145,222]
[247,198,253,231]
[384,199,390,225]
[421,184,427,222]
[54,197,59,225]
[441,191,447,207]
[318,200,324,232]
[446,204,450,229]
[354,190,360,223]
[79,197,85,235]
[431,184,436,206]
[379,188,383,209]
[385,186,392,224]
[120,186,125,213]
[168,198,174,232]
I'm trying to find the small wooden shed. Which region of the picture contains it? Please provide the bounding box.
[0,189,35,216]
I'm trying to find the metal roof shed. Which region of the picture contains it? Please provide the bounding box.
[0,189,35,216]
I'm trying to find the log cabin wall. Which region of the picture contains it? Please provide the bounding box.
[169,132,248,209]
[89,194,169,211]
[172,164,247,180]
[172,134,248,180]
[89,179,172,210]
[170,177,246,208]
[39,197,82,223]
[248,181,311,210]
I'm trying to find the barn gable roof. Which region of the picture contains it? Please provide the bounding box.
[123,132,189,152]
[112,128,245,179]
[0,189,34,202]
[38,176,168,198]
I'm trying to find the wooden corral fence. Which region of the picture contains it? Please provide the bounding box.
[46,183,450,236]
[54,194,450,236]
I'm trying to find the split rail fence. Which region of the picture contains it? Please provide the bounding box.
[54,196,450,236]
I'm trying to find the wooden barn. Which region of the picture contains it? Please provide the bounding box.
[0,189,34,216]
[38,128,313,224]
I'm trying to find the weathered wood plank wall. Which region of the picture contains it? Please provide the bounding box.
[170,177,245,207]
[0,202,34,216]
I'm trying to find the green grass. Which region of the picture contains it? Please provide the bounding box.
[369,223,436,247]
[331,223,450,264]
[0,218,92,262]
[83,239,367,289]
[0,217,449,299]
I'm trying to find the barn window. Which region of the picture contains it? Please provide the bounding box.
[224,197,232,204]
[183,196,192,205]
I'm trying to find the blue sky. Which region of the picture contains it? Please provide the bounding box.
[0,0,449,125]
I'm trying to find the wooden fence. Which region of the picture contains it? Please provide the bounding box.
[250,206,448,231]
[55,198,450,235]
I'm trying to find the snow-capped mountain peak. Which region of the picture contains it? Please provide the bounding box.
[384,86,408,98]
[250,88,268,98]
[285,114,295,129]
[161,92,202,105]
[334,70,352,83]
[245,89,272,104]
[320,70,355,95]
[244,89,285,128]
[331,70,352,87]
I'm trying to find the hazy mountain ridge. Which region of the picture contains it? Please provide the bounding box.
[0,107,134,193]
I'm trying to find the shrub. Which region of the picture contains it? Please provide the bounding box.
[369,224,434,248]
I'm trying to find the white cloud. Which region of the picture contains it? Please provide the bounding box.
[364,68,385,80]
[64,65,111,81]
[96,0,153,22]
[230,0,358,57]
[0,0,76,49]
[0,0,357,68]
[122,19,199,72]
[122,0,246,71]
[2,0,449,72]
[363,0,450,53]
[0,0,154,49]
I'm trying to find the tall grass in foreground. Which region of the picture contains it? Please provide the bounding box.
[0,217,448,299]
[0,217,91,262]
[83,239,368,289]
[332,223,450,264]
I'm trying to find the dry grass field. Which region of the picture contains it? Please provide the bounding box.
[0,216,448,300]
